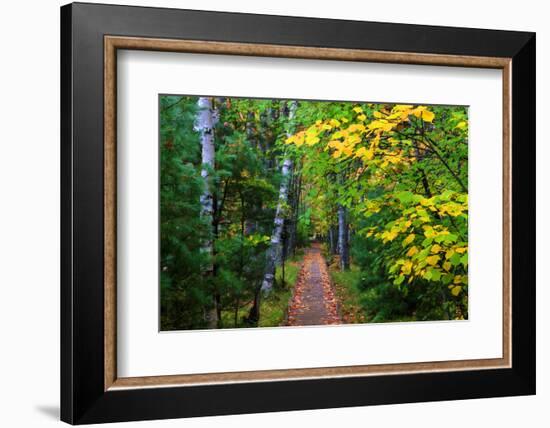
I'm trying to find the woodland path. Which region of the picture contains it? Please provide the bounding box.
[286,244,341,326]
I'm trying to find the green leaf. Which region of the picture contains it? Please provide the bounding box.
[450,252,462,267]
[394,275,405,285]
[443,273,454,285]
[395,191,414,205]
[429,268,442,281]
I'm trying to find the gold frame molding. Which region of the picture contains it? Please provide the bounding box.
[104,35,512,391]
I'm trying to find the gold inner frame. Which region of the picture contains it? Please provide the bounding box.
[104,35,512,391]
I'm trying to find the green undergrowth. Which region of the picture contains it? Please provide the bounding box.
[329,262,417,324]
[220,253,303,328]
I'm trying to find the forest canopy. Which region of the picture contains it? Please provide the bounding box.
[160,95,468,331]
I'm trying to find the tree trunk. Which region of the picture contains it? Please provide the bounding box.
[286,171,302,257]
[285,176,296,258]
[338,204,350,271]
[195,96,219,328]
[260,157,293,294]
[259,101,297,296]
[329,225,338,255]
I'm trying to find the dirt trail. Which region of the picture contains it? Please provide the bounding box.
[286,244,341,326]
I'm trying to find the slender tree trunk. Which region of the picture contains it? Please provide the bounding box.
[260,156,293,294]
[234,192,245,328]
[260,101,297,296]
[333,225,339,254]
[338,204,350,271]
[285,177,296,258]
[293,173,302,256]
[286,170,302,257]
[329,225,338,255]
[195,96,219,328]
[249,288,261,323]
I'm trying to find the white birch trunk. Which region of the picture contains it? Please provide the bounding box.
[338,204,350,271]
[260,101,297,294]
[195,97,219,327]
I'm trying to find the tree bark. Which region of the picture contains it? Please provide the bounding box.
[260,156,293,294]
[338,204,350,271]
[287,171,302,257]
[195,96,219,328]
[259,101,297,295]
[284,176,295,258]
[329,225,338,255]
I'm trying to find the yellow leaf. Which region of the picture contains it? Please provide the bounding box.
[439,202,464,217]
[403,233,415,246]
[341,117,349,123]
[354,147,368,159]
[445,249,455,260]
[451,286,462,296]
[329,119,341,127]
[373,111,384,118]
[357,114,367,121]
[346,134,361,145]
[305,136,320,146]
[401,260,413,275]
[411,106,434,122]
[426,255,440,266]
[348,124,365,133]
[406,246,419,257]
[342,145,354,156]
[443,261,451,271]
[421,109,435,122]
[355,147,374,161]
[386,112,402,120]
[431,244,441,253]
[421,198,435,207]
[353,106,363,113]
[453,275,462,284]
[321,123,332,131]
[455,247,467,254]
[455,121,467,129]
[382,230,398,242]
[368,120,395,132]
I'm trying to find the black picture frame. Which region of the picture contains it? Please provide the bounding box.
[61,2,535,424]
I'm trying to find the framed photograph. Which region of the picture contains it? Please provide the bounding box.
[60,2,535,424]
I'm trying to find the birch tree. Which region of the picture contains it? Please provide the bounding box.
[260,100,297,294]
[337,204,350,270]
[195,96,219,328]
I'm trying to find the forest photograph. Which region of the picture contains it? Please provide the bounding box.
[160,95,469,331]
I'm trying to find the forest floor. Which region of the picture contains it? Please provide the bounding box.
[286,244,341,326]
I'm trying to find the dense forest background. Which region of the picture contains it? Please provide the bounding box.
[160,95,468,331]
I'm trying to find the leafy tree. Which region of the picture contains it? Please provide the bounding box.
[160,96,469,330]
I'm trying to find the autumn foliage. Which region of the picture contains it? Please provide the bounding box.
[160,95,468,330]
